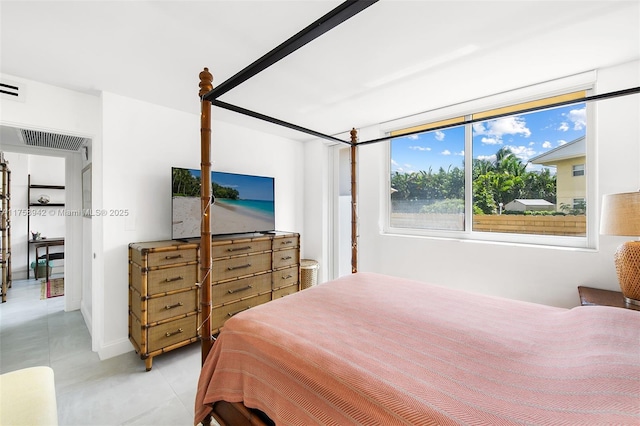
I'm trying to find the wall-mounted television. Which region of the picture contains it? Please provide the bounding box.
[172,167,275,239]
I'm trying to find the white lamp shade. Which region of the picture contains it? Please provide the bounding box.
[600,191,640,236]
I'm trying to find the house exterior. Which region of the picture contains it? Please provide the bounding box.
[504,199,555,212]
[529,136,586,211]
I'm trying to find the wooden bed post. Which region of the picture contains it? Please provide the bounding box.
[350,128,358,274]
[199,68,214,365]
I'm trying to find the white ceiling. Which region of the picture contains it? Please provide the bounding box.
[1,0,639,142]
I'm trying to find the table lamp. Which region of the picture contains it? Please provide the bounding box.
[600,190,640,305]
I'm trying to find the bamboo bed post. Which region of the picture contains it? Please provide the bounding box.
[199,68,214,365]
[350,128,358,274]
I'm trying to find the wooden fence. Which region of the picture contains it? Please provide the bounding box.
[472,215,586,236]
[390,213,586,236]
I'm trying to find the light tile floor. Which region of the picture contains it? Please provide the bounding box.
[0,277,208,426]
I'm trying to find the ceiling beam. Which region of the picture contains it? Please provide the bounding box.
[213,100,350,145]
[203,0,379,101]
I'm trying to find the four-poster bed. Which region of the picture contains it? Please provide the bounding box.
[193,1,640,425]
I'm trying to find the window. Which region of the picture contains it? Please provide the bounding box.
[389,91,589,246]
[390,124,465,231]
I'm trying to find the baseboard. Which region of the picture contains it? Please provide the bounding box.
[97,337,132,361]
[80,301,93,336]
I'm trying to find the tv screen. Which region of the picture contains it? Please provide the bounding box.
[172,167,275,239]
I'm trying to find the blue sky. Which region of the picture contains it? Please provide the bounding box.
[391,103,586,174]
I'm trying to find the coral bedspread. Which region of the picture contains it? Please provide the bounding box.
[195,272,640,425]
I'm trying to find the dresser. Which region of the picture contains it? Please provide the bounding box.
[129,232,300,370]
[129,240,200,371]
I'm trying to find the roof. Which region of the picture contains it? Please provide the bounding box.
[529,136,585,165]
[506,199,554,206]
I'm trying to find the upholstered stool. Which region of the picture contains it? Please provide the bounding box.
[0,366,58,425]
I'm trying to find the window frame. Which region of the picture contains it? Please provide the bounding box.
[384,81,597,250]
[572,164,585,177]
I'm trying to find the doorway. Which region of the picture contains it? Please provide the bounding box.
[1,125,88,315]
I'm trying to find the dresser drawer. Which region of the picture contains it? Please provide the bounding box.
[212,252,271,282]
[147,315,198,353]
[142,264,197,295]
[130,243,198,268]
[272,284,299,300]
[272,235,299,250]
[146,290,198,323]
[212,238,271,259]
[211,293,272,331]
[212,273,271,306]
[273,247,300,270]
[272,265,299,290]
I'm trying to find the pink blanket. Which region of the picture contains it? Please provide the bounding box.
[195,272,640,425]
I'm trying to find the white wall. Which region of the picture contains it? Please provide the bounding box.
[96,92,305,359]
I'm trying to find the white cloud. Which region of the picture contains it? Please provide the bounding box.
[558,122,569,132]
[473,116,531,144]
[477,154,496,162]
[408,134,419,140]
[391,159,399,167]
[441,150,451,156]
[409,145,431,151]
[435,131,445,141]
[558,140,567,146]
[542,141,552,149]
[567,107,586,131]
[505,144,536,162]
[481,137,500,145]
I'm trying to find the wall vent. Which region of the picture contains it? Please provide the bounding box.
[19,129,88,151]
[0,80,24,102]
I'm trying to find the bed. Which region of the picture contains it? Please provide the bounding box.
[193,2,640,425]
[195,272,640,425]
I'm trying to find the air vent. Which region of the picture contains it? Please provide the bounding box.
[0,80,24,102]
[19,129,88,151]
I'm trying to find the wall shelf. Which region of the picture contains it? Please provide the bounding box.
[27,175,65,278]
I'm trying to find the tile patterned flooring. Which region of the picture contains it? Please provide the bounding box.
[0,278,208,426]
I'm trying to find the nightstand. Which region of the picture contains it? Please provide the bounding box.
[577,286,640,311]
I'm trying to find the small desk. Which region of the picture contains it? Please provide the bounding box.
[578,286,640,311]
[27,238,64,281]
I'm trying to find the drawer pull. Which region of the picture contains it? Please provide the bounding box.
[164,254,183,260]
[279,293,291,298]
[227,246,251,252]
[164,302,184,310]
[165,328,183,337]
[164,276,184,283]
[281,274,293,280]
[228,285,253,294]
[227,306,251,317]
[280,240,293,245]
[281,256,292,260]
[228,263,251,271]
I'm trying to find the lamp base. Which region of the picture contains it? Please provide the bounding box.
[623,296,640,306]
[614,241,640,303]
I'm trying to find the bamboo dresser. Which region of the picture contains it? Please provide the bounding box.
[129,232,300,370]
[129,240,200,371]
